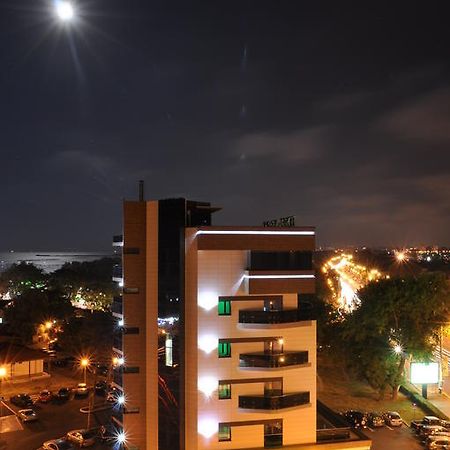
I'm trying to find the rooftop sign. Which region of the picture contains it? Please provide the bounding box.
[263,216,296,228]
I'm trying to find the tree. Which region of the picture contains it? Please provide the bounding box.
[3,287,73,344]
[49,258,119,311]
[341,272,450,399]
[0,262,47,297]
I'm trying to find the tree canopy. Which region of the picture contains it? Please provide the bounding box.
[338,272,450,398]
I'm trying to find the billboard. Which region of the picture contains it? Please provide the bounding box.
[410,362,439,384]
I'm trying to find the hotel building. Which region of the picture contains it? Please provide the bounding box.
[112,196,370,450]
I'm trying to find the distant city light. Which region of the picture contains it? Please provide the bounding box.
[55,1,74,21]
[395,250,407,262]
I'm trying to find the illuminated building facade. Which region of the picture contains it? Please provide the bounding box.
[112,196,368,450]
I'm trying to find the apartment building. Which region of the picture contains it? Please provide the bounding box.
[112,196,370,450]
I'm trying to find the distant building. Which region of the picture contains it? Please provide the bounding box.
[0,342,45,382]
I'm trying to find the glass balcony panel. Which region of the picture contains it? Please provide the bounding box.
[239,392,310,410]
[239,351,308,368]
[239,308,313,324]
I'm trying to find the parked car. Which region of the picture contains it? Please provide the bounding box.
[426,432,450,447]
[18,408,38,422]
[412,415,442,432]
[10,394,33,407]
[66,429,97,447]
[39,437,75,450]
[383,411,403,427]
[343,410,368,428]
[75,383,89,397]
[56,387,71,402]
[367,412,384,427]
[95,381,107,396]
[428,435,450,449]
[421,425,448,438]
[39,390,53,403]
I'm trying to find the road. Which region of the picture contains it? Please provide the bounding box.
[367,424,423,450]
[0,392,112,450]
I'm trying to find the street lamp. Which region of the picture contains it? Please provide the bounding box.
[55,1,75,21]
[393,344,403,355]
[80,357,90,384]
[0,366,7,435]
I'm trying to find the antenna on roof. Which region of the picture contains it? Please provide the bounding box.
[139,180,145,201]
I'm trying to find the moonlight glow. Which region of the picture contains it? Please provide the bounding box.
[55,1,75,21]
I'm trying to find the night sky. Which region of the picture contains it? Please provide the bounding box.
[1,1,449,250]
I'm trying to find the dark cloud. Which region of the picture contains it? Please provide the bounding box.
[0,1,449,250]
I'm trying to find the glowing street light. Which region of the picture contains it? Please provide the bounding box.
[80,357,90,384]
[395,251,407,263]
[45,321,53,330]
[393,344,403,355]
[55,1,75,21]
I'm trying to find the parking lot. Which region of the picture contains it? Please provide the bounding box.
[367,423,423,450]
[0,389,113,450]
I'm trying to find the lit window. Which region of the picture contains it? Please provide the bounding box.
[218,424,231,442]
[218,383,231,400]
[218,299,231,316]
[218,342,231,358]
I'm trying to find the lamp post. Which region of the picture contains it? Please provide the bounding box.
[80,357,89,384]
[0,366,7,435]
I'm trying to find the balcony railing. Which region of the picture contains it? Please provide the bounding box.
[111,296,123,315]
[111,409,123,424]
[239,307,313,324]
[112,265,123,280]
[239,351,308,368]
[113,334,123,352]
[239,391,310,410]
[113,235,123,247]
[113,369,123,387]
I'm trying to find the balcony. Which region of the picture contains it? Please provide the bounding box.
[112,368,123,387]
[112,265,123,282]
[239,307,313,324]
[111,296,123,315]
[113,334,123,352]
[239,351,308,368]
[239,391,310,410]
[113,235,123,247]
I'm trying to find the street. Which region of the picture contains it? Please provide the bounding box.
[367,424,423,450]
[0,392,112,450]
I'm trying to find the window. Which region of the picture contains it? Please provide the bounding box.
[218,424,231,442]
[218,342,231,358]
[124,327,140,334]
[123,366,140,373]
[218,299,231,316]
[218,383,231,400]
[123,287,139,294]
[123,247,140,254]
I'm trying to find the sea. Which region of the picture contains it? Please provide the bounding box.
[0,251,115,274]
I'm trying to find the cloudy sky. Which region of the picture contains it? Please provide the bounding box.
[0,1,449,250]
